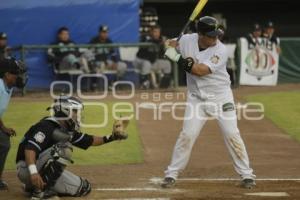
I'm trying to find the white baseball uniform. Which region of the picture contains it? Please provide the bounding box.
[164,33,255,180]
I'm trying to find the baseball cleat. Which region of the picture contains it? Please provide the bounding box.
[31,189,60,200]
[161,177,176,188]
[240,178,256,189]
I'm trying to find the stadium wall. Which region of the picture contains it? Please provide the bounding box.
[0,0,139,89]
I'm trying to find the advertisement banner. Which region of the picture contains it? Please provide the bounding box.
[239,38,279,86]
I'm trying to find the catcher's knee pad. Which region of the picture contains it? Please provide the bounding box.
[37,143,73,187]
[40,159,64,187]
[52,170,91,197]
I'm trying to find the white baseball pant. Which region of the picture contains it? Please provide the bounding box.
[165,90,255,180]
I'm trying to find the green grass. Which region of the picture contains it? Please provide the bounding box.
[246,90,300,141]
[2,100,143,170]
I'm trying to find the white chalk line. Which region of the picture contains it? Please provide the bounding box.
[244,192,289,197]
[149,177,300,184]
[94,187,183,193]
[94,187,159,191]
[92,179,296,199]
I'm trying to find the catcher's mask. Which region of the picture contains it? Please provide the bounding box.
[48,96,83,132]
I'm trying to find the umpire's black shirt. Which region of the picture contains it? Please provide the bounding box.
[16,117,94,163]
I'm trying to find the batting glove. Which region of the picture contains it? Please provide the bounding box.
[164,47,181,62]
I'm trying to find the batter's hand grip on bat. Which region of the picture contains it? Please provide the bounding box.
[177,21,192,41]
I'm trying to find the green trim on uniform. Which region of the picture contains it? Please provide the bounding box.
[222,102,235,112]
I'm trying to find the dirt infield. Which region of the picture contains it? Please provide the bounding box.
[1,84,300,200]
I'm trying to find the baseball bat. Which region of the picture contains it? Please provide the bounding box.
[177,0,208,41]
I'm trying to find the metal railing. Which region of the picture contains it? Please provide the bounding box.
[11,43,179,90]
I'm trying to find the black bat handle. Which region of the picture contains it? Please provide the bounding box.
[177,20,192,41]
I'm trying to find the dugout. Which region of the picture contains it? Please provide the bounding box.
[0,0,299,90]
[0,0,140,89]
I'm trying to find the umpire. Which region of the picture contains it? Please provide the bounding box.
[0,57,27,190]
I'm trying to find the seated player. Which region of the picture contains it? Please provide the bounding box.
[47,27,89,73]
[88,25,127,79]
[263,21,281,54]
[134,25,172,89]
[0,32,11,60]
[246,23,262,48]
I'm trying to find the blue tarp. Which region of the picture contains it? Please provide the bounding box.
[0,0,139,88]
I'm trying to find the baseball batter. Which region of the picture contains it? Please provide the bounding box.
[161,16,256,189]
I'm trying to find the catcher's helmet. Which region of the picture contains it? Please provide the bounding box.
[197,16,223,37]
[51,96,83,131]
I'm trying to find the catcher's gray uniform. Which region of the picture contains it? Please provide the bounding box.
[16,95,129,198]
[16,117,93,197]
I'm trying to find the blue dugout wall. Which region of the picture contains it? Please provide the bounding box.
[0,0,140,88]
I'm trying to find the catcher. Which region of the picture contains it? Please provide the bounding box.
[15,95,129,200]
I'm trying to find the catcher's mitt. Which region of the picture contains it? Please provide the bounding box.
[112,118,130,140]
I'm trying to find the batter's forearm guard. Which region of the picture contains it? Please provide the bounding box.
[177,56,194,73]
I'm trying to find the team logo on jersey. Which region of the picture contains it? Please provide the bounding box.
[210,55,220,64]
[34,131,46,143]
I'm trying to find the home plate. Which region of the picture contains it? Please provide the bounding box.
[245,192,289,197]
